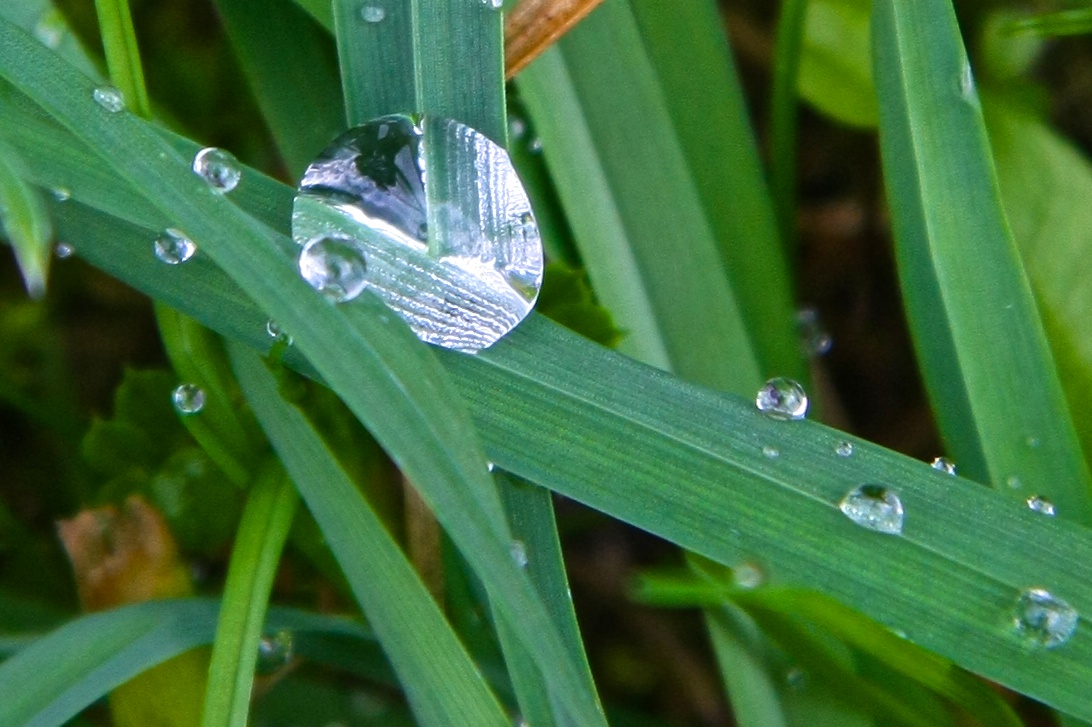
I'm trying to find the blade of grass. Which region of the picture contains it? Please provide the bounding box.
[92,0,149,118]
[201,461,299,727]
[1004,9,1092,38]
[705,605,789,727]
[770,0,808,248]
[229,343,510,727]
[872,0,1092,521]
[0,135,51,297]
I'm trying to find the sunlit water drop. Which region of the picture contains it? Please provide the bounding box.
[510,539,528,568]
[762,445,780,459]
[92,85,125,113]
[171,383,206,415]
[796,307,832,356]
[292,114,543,352]
[733,561,764,589]
[55,242,75,259]
[256,629,295,673]
[361,5,385,22]
[838,484,904,535]
[835,441,853,457]
[755,377,808,420]
[1026,495,1056,517]
[1011,588,1078,649]
[931,457,956,475]
[192,147,242,193]
[154,228,197,264]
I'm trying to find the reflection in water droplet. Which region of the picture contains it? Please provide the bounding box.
[256,629,295,673]
[361,5,385,22]
[298,234,369,302]
[762,445,780,459]
[796,307,832,356]
[192,147,242,193]
[154,229,196,264]
[755,378,808,420]
[171,384,206,415]
[510,540,528,568]
[1026,495,1056,517]
[55,242,75,259]
[839,484,904,535]
[291,114,543,352]
[931,457,956,475]
[266,319,293,345]
[1012,588,1077,649]
[50,187,71,202]
[92,85,125,113]
[733,561,764,589]
[835,441,853,457]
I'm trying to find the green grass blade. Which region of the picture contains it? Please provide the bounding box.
[229,345,509,727]
[202,462,299,727]
[770,0,809,246]
[212,0,343,177]
[1004,9,1092,38]
[0,600,373,727]
[92,0,150,118]
[871,0,1092,521]
[0,135,51,297]
[705,606,789,727]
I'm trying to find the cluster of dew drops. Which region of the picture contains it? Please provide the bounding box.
[754,375,1078,649]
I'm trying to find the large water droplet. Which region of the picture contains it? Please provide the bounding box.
[931,457,956,475]
[835,441,854,457]
[1026,495,1056,517]
[796,307,832,356]
[92,85,125,113]
[171,383,206,415]
[292,114,543,352]
[1011,588,1078,649]
[298,234,369,302]
[839,484,904,535]
[256,629,295,673]
[192,147,241,193]
[510,539,528,568]
[755,377,808,420]
[361,5,385,22]
[154,228,196,265]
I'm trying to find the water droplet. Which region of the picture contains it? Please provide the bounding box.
[839,484,904,535]
[785,667,807,690]
[266,319,293,345]
[298,234,369,302]
[1011,588,1077,648]
[192,147,242,193]
[510,539,528,568]
[528,137,543,153]
[1007,475,1023,490]
[256,629,295,673]
[92,85,125,113]
[1026,495,1056,517]
[960,62,979,106]
[34,10,65,49]
[732,561,764,589]
[154,228,197,264]
[487,461,496,472]
[931,457,956,475]
[835,441,854,457]
[50,187,71,202]
[755,377,808,420]
[292,114,543,351]
[361,5,385,22]
[761,445,780,459]
[796,307,832,356]
[1026,436,1041,449]
[508,116,526,140]
[171,383,206,415]
[55,242,74,259]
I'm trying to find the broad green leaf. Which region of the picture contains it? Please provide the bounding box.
[798,0,876,128]
[872,0,1092,520]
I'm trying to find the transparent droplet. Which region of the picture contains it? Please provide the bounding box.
[835,441,854,457]
[265,319,293,345]
[298,234,369,302]
[34,10,65,49]
[256,629,295,673]
[839,484,904,535]
[1007,475,1023,490]
[755,377,808,421]
[931,457,956,475]
[508,116,527,140]
[192,147,242,193]
[154,228,197,264]
[1011,588,1078,649]
[54,242,75,259]
[796,307,832,356]
[528,137,543,154]
[92,85,125,113]
[732,561,764,589]
[50,187,71,202]
[510,539,528,568]
[360,5,385,22]
[291,114,543,352]
[1026,495,1056,517]
[171,383,206,415]
[486,461,496,472]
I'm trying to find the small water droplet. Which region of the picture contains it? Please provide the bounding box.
[256,629,295,673]
[835,441,854,457]
[528,137,543,153]
[266,319,293,345]
[508,116,526,140]
[50,187,71,202]
[796,307,832,356]
[54,242,74,259]
[761,445,780,459]
[487,461,496,472]
[1007,475,1023,490]
[92,85,125,113]
[785,667,807,690]
[154,228,197,264]
[839,484,904,535]
[755,377,808,420]
[34,10,65,49]
[732,561,764,589]
[510,540,528,568]
[361,5,385,22]
[931,457,956,475]
[171,383,206,415]
[298,234,369,302]
[1026,435,1041,449]
[1026,495,1056,517]
[192,147,242,193]
[1011,588,1077,648]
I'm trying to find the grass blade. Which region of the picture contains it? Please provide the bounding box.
[0,135,51,297]
[201,461,299,727]
[770,0,809,245]
[872,0,1092,520]
[92,0,150,118]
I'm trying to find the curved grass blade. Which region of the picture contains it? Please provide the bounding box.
[872,0,1092,521]
[201,462,299,727]
[92,0,150,118]
[0,135,51,297]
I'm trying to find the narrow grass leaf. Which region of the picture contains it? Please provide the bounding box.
[92,0,150,118]
[0,135,51,297]
[705,606,789,727]
[1004,9,1092,38]
[872,0,1092,520]
[770,0,809,244]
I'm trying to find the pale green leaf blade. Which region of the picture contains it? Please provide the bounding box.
[0,136,52,297]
